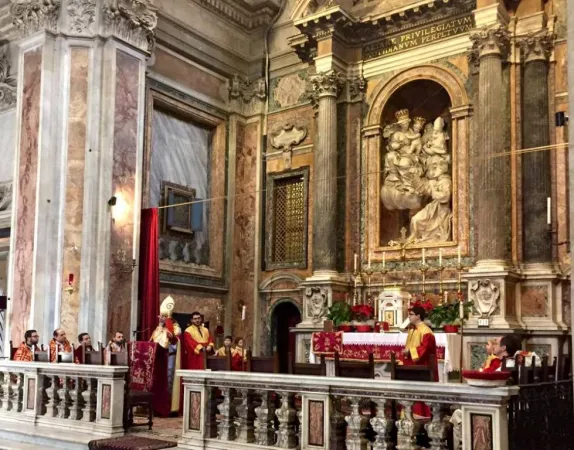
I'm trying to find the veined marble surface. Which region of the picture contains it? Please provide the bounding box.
[0,109,16,183]
[150,108,212,265]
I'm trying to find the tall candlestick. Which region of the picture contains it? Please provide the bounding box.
[422,248,426,265]
[457,246,461,264]
[382,252,386,269]
[547,197,551,225]
[354,253,358,273]
[439,248,442,266]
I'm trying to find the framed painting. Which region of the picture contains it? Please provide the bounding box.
[161,181,202,236]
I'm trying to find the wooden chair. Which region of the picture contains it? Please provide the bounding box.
[204,350,232,371]
[110,349,129,366]
[9,341,18,360]
[390,352,436,382]
[120,349,153,431]
[245,349,280,373]
[84,343,104,365]
[34,349,49,362]
[288,352,326,376]
[334,352,375,379]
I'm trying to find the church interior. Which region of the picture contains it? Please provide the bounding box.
[0,0,573,449]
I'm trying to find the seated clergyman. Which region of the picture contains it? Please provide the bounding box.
[107,331,125,353]
[78,332,93,351]
[49,328,73,362]
[14,329,40,362]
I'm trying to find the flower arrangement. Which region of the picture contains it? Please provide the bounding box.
[327,302,352,327]
[351,304,374,322]
[428,299,473,330]
[410,295,434,314]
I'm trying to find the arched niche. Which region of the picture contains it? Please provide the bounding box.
[363,65,472,264]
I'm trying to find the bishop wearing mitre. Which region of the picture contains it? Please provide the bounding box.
[150,295,182,414]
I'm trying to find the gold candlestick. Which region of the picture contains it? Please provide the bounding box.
[352,269,360,305]
[420,263,429,296]
[364,266,374,314]
[438,264,445,303]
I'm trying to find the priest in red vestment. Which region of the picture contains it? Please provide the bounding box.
[401,305,438,418]
[182,312,213,370]
[14,330,40,362]
[49,328,73,362]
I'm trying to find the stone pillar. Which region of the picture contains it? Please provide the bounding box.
[520,33,553,263]
[471,26,511,266]
[6,0,155,350]
[310,71,344,274]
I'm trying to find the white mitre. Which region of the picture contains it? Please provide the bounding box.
[160,295,175,318]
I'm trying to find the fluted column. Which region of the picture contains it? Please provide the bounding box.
[311,72,345,273]
[471,26,511,265]
[520,33,553,263]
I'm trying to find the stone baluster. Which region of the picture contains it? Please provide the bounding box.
[205,387,219,438]
[470,26,511,265]
[396,401,421,450]
[9,373,24,413]
[450,408,463,450]
[425,404,450,450]
[57,376,71,419]
[296,396,302,450]
[68,377,84,420]
[330,396,347,450]
[275,391,297,448]
[345,397,369,450]
[520,32,554,263]
[44,375,60,417]
[217,388,237,440]
[370,399,394,450]
[0,371,10,411]
[235,388,255,443]
[81,378,96,422]
[310,71,345,273]
[254,391,276,446]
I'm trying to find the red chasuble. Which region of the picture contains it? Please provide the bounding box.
[13,343,35,362]
[481,355,502,373]
[402,322,438,418]
[49,338,73,363]
[182,325,213,370]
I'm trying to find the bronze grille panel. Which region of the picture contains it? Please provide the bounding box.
[273,176,305,264]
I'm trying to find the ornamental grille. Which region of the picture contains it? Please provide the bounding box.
[272,176,306,264]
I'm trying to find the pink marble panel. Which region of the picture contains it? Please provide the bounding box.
[308,400,324,446]
[521,285,548,317]
[101,384,111,419]
[189,391,201,430]
[26,378,36,410]
[11,47,42,344]
[108,51,140,335]
[471,414,493,450]
[61,48,89,341]
[208,124,226,277]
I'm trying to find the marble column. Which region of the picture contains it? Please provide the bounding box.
[311,72,344,274]
[470,26,511,266]
[520,33,553,264]
[6,0,155,349]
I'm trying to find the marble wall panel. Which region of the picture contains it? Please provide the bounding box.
[207,124,226,276]
[470,342,487,370]
[60,48,89,342]
[0,109,16,183]
[11,47,42,344]
[308,400,325,446]
[345,103,362,273]
[470,414,493,450]
[26,378,35,410]
[189,391,201,430]
[108,51,140,336]
[152,49,227,104]
[231,122,258,344]
[554,42,568,94]
[150,108,212,265]
[267,105,314,148]
[562,281,571,327]
[520,285,548,317]
[160,286,222,330]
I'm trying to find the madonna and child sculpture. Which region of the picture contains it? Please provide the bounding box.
[381,109,452,244]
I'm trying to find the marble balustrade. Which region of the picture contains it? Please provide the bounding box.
[178,370,518,450]
[0,361,127,441]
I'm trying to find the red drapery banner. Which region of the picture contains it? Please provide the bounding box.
[138,208,159,342]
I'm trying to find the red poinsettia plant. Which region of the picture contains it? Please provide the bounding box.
[351,304,374,322]
[410,295,434,313]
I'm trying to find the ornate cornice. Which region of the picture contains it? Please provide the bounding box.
[469,26,510,63]
[520,31,554,64]
[310,71,345,98]
[0,52,16,113]
[229,74,266,116]
[10,0,157,54]
[348,76,365,102]
[193,0,280,32]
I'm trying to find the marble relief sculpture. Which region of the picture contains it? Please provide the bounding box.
[305,286,328,323]
[381,109,452,243]
[0,182,12,211]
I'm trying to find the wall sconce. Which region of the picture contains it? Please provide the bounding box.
[113,248,137,274]
[64,273,75,295]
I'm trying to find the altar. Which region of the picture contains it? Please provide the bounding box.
[311,331,462,383]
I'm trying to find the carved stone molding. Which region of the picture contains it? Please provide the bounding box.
[0,182,13,212]
[469,279,500,318]
[310,71,345,99]
[102,0,157,53]
[520,31,555,64]
[0,53,17,113]
[229,74,266,103]
[348,76,366,102]
[11,0,60,36]
[304,286,328,324]
[67,0,96,35]
[195,0,280,31]
[269,124,307,152]
[469,26,510,62]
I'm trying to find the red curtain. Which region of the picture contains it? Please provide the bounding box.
[138,208,159,342]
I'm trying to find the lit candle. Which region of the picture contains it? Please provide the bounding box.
[382,252,386,269]
[354,253,358,272]
[422,248,426,265]
[241,305,246,321]
[444,291,448,304]
[547,197,551,225]
[68,273,74,286]
[457,245,461,264]
[439,248,442,266]
[459,299,464,320]
[368,252,371,268]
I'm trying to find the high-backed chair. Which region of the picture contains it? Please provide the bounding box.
[335,352,375,379]
[9,341,18,360]
[390,352,436,382]
[117,348,153,431]
[245,349,280,373]
[34,349,49,362]
[288,352,326,376]
[204,350,232,371]
[84,343,104,365]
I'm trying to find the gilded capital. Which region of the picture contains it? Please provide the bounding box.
[311,71,345,99]
[520,32,554,64]
[469,26,510,61]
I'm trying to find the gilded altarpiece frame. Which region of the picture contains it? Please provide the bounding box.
[363,65,472,264]
[143,87,228,283]
[265,167,310,270]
